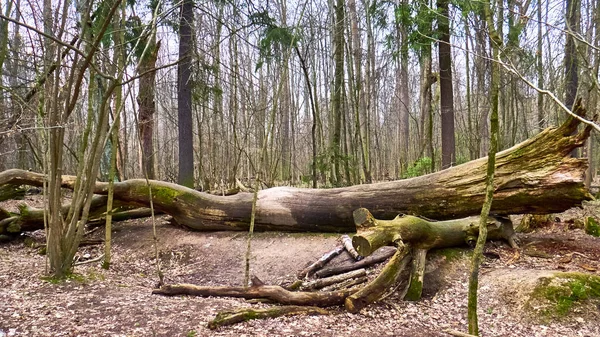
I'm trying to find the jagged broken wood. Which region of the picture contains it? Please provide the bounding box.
[0,103,593,233]
[297,245,344,279]
[314,246,397,278]
[345,243,411,313]
[349,208,518,303]
[341,234,361,260]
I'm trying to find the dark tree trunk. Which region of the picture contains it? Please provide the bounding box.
[564,0,580,110]
[330,0,345,186]
[137,40,160,180]
[565,0,580,158]
[177,0,194,187]
[438,0,456,169]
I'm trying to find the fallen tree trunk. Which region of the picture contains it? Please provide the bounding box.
[0,104,593,232]
[350,209,518,256]
[207,306,330,329]
[0,195,152,236]
[349,208,518,304]
[152,283,357,307]
[152,209,522,319]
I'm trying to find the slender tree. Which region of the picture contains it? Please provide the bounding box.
[537,0,544,131]
[330,0,345,185]
[468,1,502,333]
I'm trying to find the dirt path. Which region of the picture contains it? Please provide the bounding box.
[1,214,599,336]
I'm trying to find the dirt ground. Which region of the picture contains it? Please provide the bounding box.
[1,198,600,336]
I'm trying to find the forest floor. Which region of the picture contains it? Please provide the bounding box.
[1,196,600,337]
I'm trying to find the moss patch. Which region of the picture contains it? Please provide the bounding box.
[584,217,600,237]
[430,247,471,262]
[530,272,600,319]
[152,185,182,202]
[40,270,105,284]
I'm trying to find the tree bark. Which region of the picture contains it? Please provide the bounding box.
[345,243,411,313]
[152,283,356,307]
[330,0,345,186]
[137,39,160,180]
[315,246,397,278]
[177,0,194,188]
[438,0,456,169]
[0,106,593,233]
[208,306,330,330]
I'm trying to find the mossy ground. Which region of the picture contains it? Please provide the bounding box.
[584,217,600,237]
[530,272,600,319]
[430,247,471,262]
[40,270,106,284]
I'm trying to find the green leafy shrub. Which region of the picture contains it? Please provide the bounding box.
[403,157,432,178]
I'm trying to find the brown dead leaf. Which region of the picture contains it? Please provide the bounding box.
[506,249,520,265]
[578,263,597,272]
[558,254,573,264]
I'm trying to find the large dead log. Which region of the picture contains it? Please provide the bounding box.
[152,283,357,307]
[0,195,151,236]
[0,104,593,232]
[349,208,518,304]
[207,306,330,329]
[350,209,518,256]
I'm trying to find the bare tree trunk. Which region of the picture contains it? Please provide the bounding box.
[438,0,456,169]
[137,38,160,180]
[397,0,411,173]
[565,0,580,158]
[177,0,194,188]
[348,0,371,183]
[537,0,544,131]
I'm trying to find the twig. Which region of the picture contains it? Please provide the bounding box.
[444,329,478,337]
[74,254,105,266]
